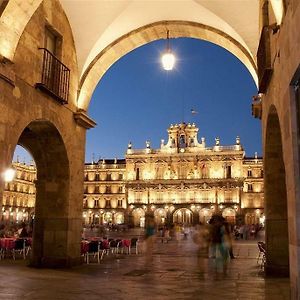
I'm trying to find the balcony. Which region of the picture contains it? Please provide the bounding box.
[252,96,262,119]
[257,26,273,93]
[36,48,70,104]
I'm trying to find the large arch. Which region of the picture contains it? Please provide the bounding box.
[0,1,259,111]
[0,0,43,61]
[16,120,79,267]
[78,20,257,111]
[264,105,289,276]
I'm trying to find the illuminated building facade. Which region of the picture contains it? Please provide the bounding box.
[83,159,127,226]
[82,122,263,227]
[1,161,36,224]
[3,123,263,227]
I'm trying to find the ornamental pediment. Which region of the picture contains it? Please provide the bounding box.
[154,159,167,163]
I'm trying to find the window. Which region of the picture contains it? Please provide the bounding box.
[136,168,140,180]
[248,184,253,192]
[45,28,57,55]
[179,135,186,148]
[106,173,111,181]
[44,26,61,57]
[94,186,99,194]
[247,169,252,177]
[189,138,194,147]
[36,25,69,104]
[94,199,99,208]
[106,186,111,194]
[119,173,123,180]
[225,165,231,178]
[95,173,100,181]
[118,186,123,193]
[118,200,123,208]
[106,200,111,208]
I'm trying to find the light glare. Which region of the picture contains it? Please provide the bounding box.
[3,168,16,182]
[161,52,175,70]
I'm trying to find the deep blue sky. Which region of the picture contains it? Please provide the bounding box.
[14,38,261,164]
[86,38,261,162]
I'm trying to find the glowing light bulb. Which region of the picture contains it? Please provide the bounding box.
[161,51,175,70]
[3,168,16,182]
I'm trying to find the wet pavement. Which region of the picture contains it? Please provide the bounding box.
[0,231,290,300]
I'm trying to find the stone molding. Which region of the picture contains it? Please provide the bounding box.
[73,109,96,129]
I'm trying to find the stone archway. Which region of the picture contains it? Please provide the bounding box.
[264,105,289,276]
[199,208,212,225]
[173,208,193,224]
[17,120,80,268]
[132,208,145,227]
[222,207,236,224]
[78,20,257,111]
[154,208,167,226]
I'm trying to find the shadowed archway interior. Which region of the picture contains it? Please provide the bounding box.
[18,120,74,267]
[264,106,289,276]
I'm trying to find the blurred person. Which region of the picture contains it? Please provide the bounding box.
[209,215,230,275]
[193,224,210,258]
[174,223,181,241]
[144,214,156,266]
[224,221,235,259]
[0,224,6,237]
[164,227,171,243]
[19,222,29,238]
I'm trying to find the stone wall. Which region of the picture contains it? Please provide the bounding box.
[0,0,86,267]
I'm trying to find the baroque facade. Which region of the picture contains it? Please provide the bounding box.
[3,123,263,228]
[2,161,36,224]
[83,122,263,227]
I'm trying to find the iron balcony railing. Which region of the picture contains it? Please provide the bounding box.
[36,48,70,104]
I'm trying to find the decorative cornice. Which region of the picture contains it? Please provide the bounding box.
[74,109,97,129]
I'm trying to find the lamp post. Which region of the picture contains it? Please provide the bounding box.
[2,167,16,182]
[161,30,176,71]
[1,167,16,222]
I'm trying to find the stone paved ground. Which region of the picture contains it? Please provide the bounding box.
[0,231,290,300]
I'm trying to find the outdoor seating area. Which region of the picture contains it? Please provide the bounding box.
[81,237,139,264]
[0,237,31,260]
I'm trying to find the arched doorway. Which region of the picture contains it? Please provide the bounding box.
[103,212,113,224]
[245,210,262,225]
[154,208,167,225]
[173,208,193,224]
[222,207,236,224]
[132,208,145,227]
[245,212,256,225]
[16,120,78,268]
[199,208,212,225]
[264,106,289,276]
[114,212,124,224]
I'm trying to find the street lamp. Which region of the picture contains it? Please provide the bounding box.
[161,30,176,71]
[2,167,16,182]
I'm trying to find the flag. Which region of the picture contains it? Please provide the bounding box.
[191,108,198,115]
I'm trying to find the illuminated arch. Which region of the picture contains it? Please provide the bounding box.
[0,0,43,61]
[78,21,257,110]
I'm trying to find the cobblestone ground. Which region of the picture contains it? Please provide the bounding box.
[0,231,290,300]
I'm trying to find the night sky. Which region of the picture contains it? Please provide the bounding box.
[14,38,261,163]
[86,38,261,162]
